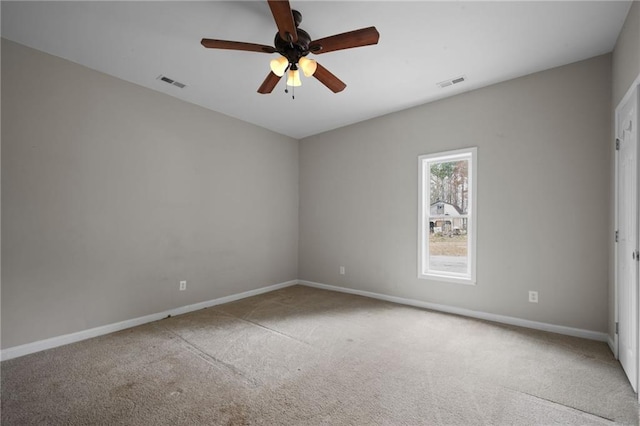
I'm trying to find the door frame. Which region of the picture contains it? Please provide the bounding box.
[614,73,640,396]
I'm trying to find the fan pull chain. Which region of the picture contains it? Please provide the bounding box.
[284,83,295,100]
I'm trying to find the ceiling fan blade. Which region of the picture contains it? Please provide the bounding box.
[267,0,298,43]
[201,39,276,54]
[310,27,380,54]
[257,71,282,94]
[313,63,346,93]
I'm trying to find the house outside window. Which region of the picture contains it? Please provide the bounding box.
[418,147,477,284]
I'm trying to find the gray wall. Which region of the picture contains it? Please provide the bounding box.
[613,1,640,107]
[2,30,622,349]
[299,54,612,333]
[1,39,299,349]
[610,0,640,340]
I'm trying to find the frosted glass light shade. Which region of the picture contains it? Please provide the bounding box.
[298,57,317,77]
[286,69,302,87]
[270,56,288,77]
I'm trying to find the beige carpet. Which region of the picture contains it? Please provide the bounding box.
[2,285,638,425]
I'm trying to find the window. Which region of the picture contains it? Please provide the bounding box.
[418,147,477,284]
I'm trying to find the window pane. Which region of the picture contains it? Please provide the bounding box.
[428,225,468,274]
[429,160,469,213]
[428,158,469,275]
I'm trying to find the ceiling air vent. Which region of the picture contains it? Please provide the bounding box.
[157,75,187,89]
[437,75,466,89]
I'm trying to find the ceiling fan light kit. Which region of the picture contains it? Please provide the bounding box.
[298,56,317,77]
[270,56,289,77]
[286,68,302,87]
[201,0,379,96]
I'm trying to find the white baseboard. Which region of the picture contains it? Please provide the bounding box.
[2,278,610,361]
[608,335,617,358]
[0,280,298,361]
[299,280,609,343]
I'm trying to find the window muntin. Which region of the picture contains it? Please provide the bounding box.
[419,148,477,284]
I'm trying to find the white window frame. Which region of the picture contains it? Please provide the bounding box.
[418,147,477,285]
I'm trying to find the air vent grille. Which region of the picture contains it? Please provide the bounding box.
[437,75,466,89]
[157,75,187,89]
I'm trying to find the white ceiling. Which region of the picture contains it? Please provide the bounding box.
[1,1,632,139]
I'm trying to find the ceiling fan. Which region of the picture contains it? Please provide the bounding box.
[201,0,380,95]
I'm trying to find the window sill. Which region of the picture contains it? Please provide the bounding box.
[418,272,476,286]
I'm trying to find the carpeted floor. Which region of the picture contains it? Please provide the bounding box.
[2,285,638,425]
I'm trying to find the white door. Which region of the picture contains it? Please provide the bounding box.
[617,86,639,392]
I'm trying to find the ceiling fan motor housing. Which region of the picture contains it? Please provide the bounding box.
[274,28,312,65]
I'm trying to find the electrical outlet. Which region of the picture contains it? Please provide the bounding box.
[179,280,187,291]
[340,266,345,275]
[528,291,538,303]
